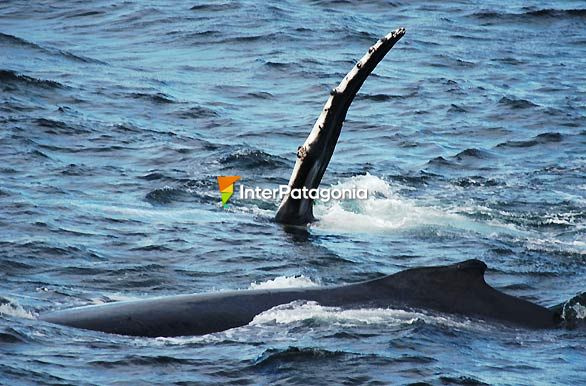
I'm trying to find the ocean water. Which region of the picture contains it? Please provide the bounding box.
[1,0,585,384]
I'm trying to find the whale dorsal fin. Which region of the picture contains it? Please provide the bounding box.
[275,28,406,225]
[440,258,488,283]
[372,259,556,328]
[380,259,489,290]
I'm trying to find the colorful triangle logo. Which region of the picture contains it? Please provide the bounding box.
[217,176,240,207]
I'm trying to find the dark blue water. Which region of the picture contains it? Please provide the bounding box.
[1,0,585,384]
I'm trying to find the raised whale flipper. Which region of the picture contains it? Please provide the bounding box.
[275,28,406,225]
[40,259,560,337]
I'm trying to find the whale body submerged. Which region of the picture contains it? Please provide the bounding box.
[41,260,561,337]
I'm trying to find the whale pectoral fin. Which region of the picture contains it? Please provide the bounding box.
[275,28,406,225]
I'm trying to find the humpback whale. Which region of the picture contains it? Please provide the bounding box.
[40,28,584,337]
[41,259,569,337]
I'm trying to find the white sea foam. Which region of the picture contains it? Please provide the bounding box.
[572,303,586,320]
[523,236,586,256]
[0,299,36,320]
[251,300,474,329]
[248,275,319,290]
[313,174,499,234]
